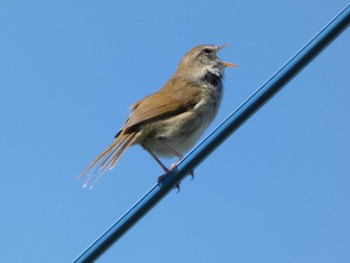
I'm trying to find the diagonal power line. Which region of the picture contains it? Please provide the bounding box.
[73,4,350,262]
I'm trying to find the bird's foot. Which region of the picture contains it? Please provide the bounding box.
[156,162,194,193]
[171,162,195,180]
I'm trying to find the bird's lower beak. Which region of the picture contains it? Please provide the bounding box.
[216,44,238,68]
[223,61,238,67]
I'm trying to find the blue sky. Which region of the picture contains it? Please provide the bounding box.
[1,1,349,262]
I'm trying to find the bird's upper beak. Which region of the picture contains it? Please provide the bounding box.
[216,44,238,68]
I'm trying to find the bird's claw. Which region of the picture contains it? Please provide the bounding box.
[157,174,166,185]
[189,170,195,181]
[175,183,180,193]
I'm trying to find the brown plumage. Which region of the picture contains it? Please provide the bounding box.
[80,44,236,188]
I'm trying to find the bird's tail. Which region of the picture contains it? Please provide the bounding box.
[79,132,137,189]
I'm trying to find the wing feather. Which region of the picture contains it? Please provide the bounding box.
[122,91,194,133]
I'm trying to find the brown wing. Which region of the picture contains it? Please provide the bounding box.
[121,91,193,133]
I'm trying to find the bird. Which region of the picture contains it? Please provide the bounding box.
[80,44,237,189]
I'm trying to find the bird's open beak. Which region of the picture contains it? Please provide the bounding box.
[216,44,238,68]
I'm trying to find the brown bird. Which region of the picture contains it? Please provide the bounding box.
[80,44,237,188]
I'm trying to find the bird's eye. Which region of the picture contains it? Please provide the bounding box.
[202,48,212,54]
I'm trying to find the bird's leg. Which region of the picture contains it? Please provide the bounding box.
[155,140,195,180]
[145,148,180,192]
[155,140,184,159]
[145,147,169,173]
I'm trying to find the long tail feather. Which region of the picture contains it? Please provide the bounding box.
[79,132,137,188]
